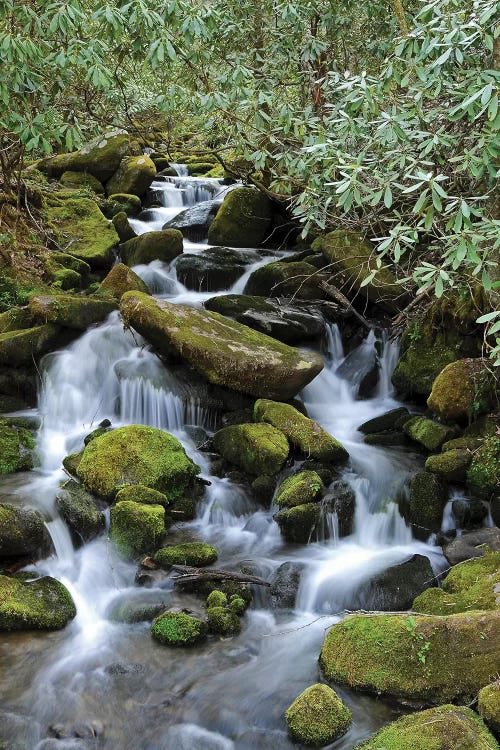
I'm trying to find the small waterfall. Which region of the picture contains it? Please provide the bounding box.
[377,330,400,397]
[170,163,189,177]
[323,322,344,363]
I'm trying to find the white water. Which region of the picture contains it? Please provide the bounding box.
[0,167,446,749]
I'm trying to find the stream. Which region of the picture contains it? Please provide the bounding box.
[0,170,446,749]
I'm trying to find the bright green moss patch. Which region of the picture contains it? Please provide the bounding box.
[106,155,156,197]
[0,324,62,367]
[206,605,241,635]
[115,484,169,507]
[285,683,352,747]
[120,229,183,266]
[467,436,500,499]
[0,418,35,475]
[0,574,76,630]
[29,293,116,330]
[425,449,471,482]
[229,595,246,615]
[214,423,289,476]
[154,542,218,568]
[207,186,272,247]
[60,170,104,194]
[275,471,324,508]
[151,611,207,646]
[99,263,150,299]
[403,416,454,452]
[274,502,321,543]
[427,358,497,422]
[478,681,500,736]
[110,500,165,557]
[206,590,228,608]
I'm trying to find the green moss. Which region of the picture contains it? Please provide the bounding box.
[0,418,35,474]
[46,251,91,279]
[56,480,105,544]
[0,324,62,366]
[403,416,454,451]
[102,193,142,218]
[255,399,348,463]
[110,500,165,557]
[203,164,225,178]
[154,542,218,568]
[115,484,169,506]
[0,574,76,630]
[275,471,324,508]
[112,211,137,242]
[0,306,33,333]
[244,260,322,300]
[478,681,500,736]
[274,502,321,543]
[106,155,156,197]
[120,229,183,266]
[229,595,246,615]
[443,436,482,452]
[187,161,217,176]
[204,294,274,317]
[285,683,352,747]
[467,437,500,499]
[427,358,496,422]
[407,471,447,535]
[76,424,200,499]
[206,606,241,635]
[29,293,116,330]
[425,449,471,482]
[62,449,84,477]
[355,704,499,750]
[60,170,104,194]
[207,186,272,247]
[151,611,207,646]
[38,132,136,181]
[320,611,500,705]
[206,590,227,608]
[214,423,289,476]
[0,503,45,557]
[99,263,150,299]
[51,268,82,290]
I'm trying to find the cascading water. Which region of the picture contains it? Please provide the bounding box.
[0,168,447,750]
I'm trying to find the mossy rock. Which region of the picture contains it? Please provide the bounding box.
[46,196,119,268]
[29,294,116,330]
[38,131,138,181]
[51,268,82,290]
[285,683,352,747]
[60,170,104,194]
[187,162,217,176]
[0,307,33,333]
[407,471,448,537]
[254,399,348,463]
[320,611,500,705]
[442,436,482,452]
[120,229,183,266]
[106,155,156,197]
[427,358,497,422]
[99,263,150,299]
[0,324,62,366]
[244,261,323,300]
[479,680,500,737]
[207,186,272,247]
[229,595,246,615]
[425,449,471,482]
[0,418,35,475]
[355,704,499,750]
[274,502,321,543]
[103,193,142,218]
[0,503,45,558]
[55,480,105,545]
[62,449,84,477]
[403,416,454,452]
[206,605,241,635]
[467,436,500,500]
[115,484,169,506]
[154,542,218,568]
[213,423,289,476]
[312,230,401,310]
[76,424,200,500]
[112,211,137,242]
[120,292,323,400]
[46,252,91,289]
[206,590,227,608]
[275,471,324,508]
[0,573,76,630]
[110,500,165,557]
[151,611,207,647]
[413,550,500,615]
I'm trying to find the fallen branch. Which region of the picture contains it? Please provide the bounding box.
[318,280,372,330]
[171,564,271,587]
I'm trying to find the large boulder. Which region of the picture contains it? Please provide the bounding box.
[244,261,322,300]
[99,263,150,299]
[274,471,324,508]
[269,561,305,609]
[254,399,348,463]
[443,527,500,565]
[106,155,156,197]
[354,554,436,611]
[29,294,116,330]
[175,246,261,291]
[120,292,324,400]
[0,324,62,366]
[428,358,497,422]
[407,471,448,538]
[0,419,35,475]
[479,681,500,737]
[425,449,472,482]
[0,503,45,558]
[55,480,105,546]
[163,200,220,242]
[274,503,321,544]
[213,423,289,476]
[110,500,165,557]
[207,187,273,247]
[355,705,498,750]
[119,229,183,266]
[76,425,200,500]
[59,170,104,194]
[285,684,352,746]
[403,416,454,452]
[320,610,500,705]
[0,573,76,630]
[38,131,138,182]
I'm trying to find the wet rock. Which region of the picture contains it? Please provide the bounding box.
[107,598,169,623]
[56,480,105,545]
[154,542,218,568]
[425,449,472,482]
[0,503,45,558]
[175,247,261,291]
[403,416,455,452]
[285,683,352,746]
[321,481,356,537]
[163,200,220,241]
[112,211,137,242]
[38,131,138,181]
[99,262,150,299]
[363,431,409,446]
[359,407,410,434]
[206,606,241,635]
[214,423,289,476]
[120,228,183,266]
[269,562,305,608]
[0,324,63,367]
[407,471,448,538]
[443,527,500,565]
[274,471,324,508]
[29,294,116,330]
[244,261,322,300]
[184,425,209,448]
[274,503,321,544]
[427,358,497,422]
[102,192,142,218]
[207,187,272,247]
[0,366,37,406]
[120,292,324,400]
[151,611,207,646]
[110,501,165,557]
[355,554,436,611]
[106,155,156,197]
[451,496,488,528]
[251,475,276,505]
[0,418,35,475]
[0,573,76,630]
[478,680,500,737]
[104,661,147,675]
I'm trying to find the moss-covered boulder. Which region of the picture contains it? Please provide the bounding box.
[0,573,76,630]
[38,131,138,181]
[213,423,289,476]
[0,306,33,333]
[479,681,500,737]
[46,196,119,268]
[29,294,116,330]
[403,416,454,452]
[60,170,104,194]
[114,484,169,506]
[151,611,207,646]
[62,449,84,477]
[312,230,401,310]
[188,161,217,176]
[285,684,352,747]
[274,503,321,543]
[120,229,183,266]
[0,419,35,475]
[106,155,156,197]
[46,251,91,290]
[120,292,323,400]
[76,424,200,500]
[413,550,500,615]
[244,261,322,300]
[254,399,348,463]
[99,263,150,299]
[467,436,500,500]
[112,211,137,242]
[206,590,227,608]
[355,704,499,750]
[407,471,448,537]
[154,542,218,568]
[275,471,324,508]
[320,611,500,705]
[425,449,471,482]
[0,503,45,558]
[55,480,105,545]
[207,187,272,247]
[427,358,497,422]
[206,606,241,635]
[110,500,165,557]
[0,324,62,366]
[103,193,142,218]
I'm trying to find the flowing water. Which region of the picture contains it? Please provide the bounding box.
[0,172,447,749]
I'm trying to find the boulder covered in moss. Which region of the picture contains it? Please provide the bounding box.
[254,399,348,463]
[0,419,35,475]
[110,500,165,557]
[467,436,500,500]
[207,187,273,247]
[114,484,169,506]
[214,423,289,476]
[106,155,156,197]
[112,211,137,242]
[407,471,448,537]
[103,193,142,218]
[244,261,323,300]
[151,611,207,646]
[99,263,150,299]
[38,131,138,181]
[60,170,104,194]
[425,449,471,482]
[413,550,500,615]
[285,683,352,747]
[0,324,62,367]
[29,294,116,330]
[479,680,500,737]
[76,424,200,500]
[119,229,183,266]
[0,573,76,631]
[275,471,324,508]
[355,704,498,750]
[427,358,497,422]
[46,251,91,290]
[154,542,218,568]
[274,503,321,543]
[206,605,241,635]
[320,610,500,705]
[403,416,454,452]
[0,503,45,558]
[120,292,324,400]
[0,306,33,333]
[62,449,84,478]
[55,480,105,545]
